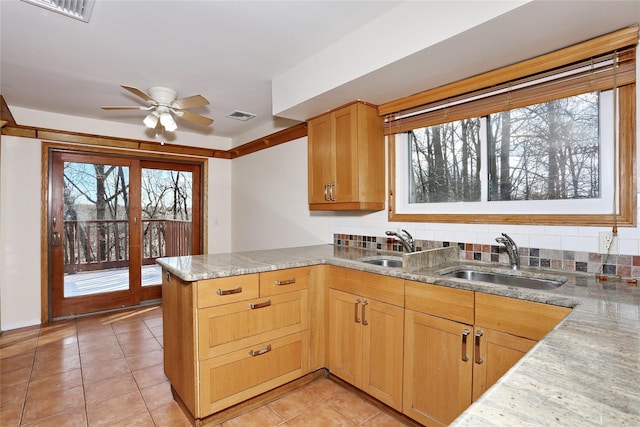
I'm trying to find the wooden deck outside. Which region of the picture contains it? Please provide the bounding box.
[64,264,162,297]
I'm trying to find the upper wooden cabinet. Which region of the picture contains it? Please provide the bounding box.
[307,101,385,211]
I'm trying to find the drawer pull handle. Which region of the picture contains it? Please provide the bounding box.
[249,344,272,357]
[249,299,272,310]
[461,329,471,362]
[361,300,369,325]
[475,330,484,364]
[217,286,242,296]
[354,299,361,323]
[275,278,296,286]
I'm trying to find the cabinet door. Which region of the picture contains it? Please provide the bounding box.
[361,298,404,411]
[328,288,363,387]
[333,104,359,203]
[403,310,473,427]
[308,113,334,204]
[472,328,535,401]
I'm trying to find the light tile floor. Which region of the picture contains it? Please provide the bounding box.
[1,305,411,426]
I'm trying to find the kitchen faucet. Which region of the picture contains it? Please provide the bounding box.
[386,229,416,253]
[495,233,520,270]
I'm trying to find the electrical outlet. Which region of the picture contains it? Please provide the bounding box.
[598,231,618,254]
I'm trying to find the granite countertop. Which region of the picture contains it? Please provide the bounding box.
[156,244,640,426]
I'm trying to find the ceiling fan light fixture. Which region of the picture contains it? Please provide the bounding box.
[143,111,159,129]
[159,111,177,132]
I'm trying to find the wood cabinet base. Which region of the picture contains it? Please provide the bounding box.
[171,370,326,427]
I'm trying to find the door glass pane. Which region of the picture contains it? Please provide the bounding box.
[141,168,193,286]
[63,162,130,297]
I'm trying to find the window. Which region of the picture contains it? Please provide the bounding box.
[383,26,637,226]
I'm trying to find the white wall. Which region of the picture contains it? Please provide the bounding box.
[0,137,42,330]
[230,137,330,251]
[207,157,232,254]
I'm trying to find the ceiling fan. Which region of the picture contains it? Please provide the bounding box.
[101,85,213,132]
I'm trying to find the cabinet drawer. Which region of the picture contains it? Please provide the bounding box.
[329,266,404,307]
[405,280,474,325]
[260,267,310,296]
[199,331,309,416]
[197,274,259,308]
[198,290,308,360]
[475,293,571,341]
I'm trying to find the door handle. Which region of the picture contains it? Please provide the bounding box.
[52,231,61,247]
[461,329,471,361]
[354,299,361,323]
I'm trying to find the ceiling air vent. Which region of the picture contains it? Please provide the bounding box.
[226,110,256,121]
[22,0,96,22]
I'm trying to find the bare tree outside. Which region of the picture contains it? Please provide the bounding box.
[488,92,599,201]
[409,118,481,203]
[408,92,600,204]
[62,163,193,274]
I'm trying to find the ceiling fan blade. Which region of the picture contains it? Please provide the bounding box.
[175,110,214,127]
[121,85,155,103]
[171,94,209,110]
[101,106,152,110]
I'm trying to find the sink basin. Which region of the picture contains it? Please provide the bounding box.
[358,256,403,268]
[439,267,566,290]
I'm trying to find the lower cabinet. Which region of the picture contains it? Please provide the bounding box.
[162,267,311,420]
[328,268,405,411]
[163,264,571,425]
[402,280,571,426]
[403,310,474,426]
[472,327,535,400]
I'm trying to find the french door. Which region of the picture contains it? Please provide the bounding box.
[49,150,202,318]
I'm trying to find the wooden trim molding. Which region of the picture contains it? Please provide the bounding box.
[228,123,307,158]
[1,98,307,160]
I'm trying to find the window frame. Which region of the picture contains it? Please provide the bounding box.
[385,27,637,227]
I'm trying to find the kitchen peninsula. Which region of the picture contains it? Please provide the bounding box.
[156,244,640,426]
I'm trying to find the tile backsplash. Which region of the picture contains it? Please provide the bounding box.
[334,233,640,279]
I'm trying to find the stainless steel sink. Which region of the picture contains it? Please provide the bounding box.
[358,256,403,268]
[439,267,566,290]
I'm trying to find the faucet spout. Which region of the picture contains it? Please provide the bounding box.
[386,229,416,253]
[495,233,520,270]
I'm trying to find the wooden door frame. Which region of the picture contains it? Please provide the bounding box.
[41,142,207,321]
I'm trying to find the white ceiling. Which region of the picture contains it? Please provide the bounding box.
[1,1,639,146]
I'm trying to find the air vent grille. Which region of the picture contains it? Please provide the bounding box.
[226,110,256,121]
[22,0,96,22]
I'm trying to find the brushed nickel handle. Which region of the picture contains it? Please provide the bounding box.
[324,184,329,201]
[361,300,369,325]
[165,271,171,282]
[249,299,272,310]
[329,182,336,201]
[249,344,272,357]
[274,278,296,286]
[354,299,361,323]
[461,329,471,361]
[475,330,484,364]
[216,286,242,296]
